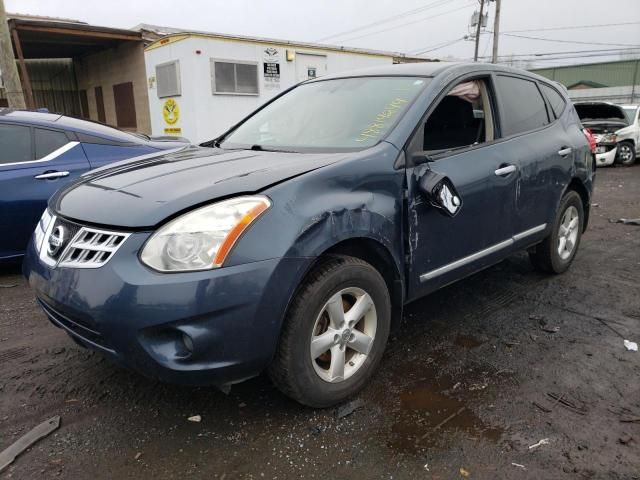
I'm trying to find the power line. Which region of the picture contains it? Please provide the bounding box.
[412,37,467,55]
[475,47,640,59]
[337,2,476,43]
[314,0,454,42]
[502,32,640,48]
[503,21,640,34]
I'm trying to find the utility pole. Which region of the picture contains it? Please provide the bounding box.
[491,0,502,63]
[0,0,25,108]
[473,0,486,62]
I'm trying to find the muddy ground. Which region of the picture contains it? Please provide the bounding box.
[1,166,639,479]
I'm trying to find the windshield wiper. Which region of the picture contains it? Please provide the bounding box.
[249,144,298,153]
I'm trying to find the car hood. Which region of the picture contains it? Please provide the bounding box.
[575,103,627,123]
[50,146,346,228]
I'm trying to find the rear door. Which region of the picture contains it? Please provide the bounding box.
[493,75,573,244]
[405,75,519,299]
[0,124,91,259]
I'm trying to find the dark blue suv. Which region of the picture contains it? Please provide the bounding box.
[23,63,595,407]
[0,110,187,262]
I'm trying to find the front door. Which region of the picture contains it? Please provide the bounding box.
[405,76,519,299]
[0,124,91,259]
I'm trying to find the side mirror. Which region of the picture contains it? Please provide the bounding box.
[418,170,462,217]
[411,151,435,166]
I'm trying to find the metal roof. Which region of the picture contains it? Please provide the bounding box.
[531,59,640,88]
[8,17,142,59]
[143,29,429,62]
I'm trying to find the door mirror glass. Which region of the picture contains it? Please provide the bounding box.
[418,170,462,217]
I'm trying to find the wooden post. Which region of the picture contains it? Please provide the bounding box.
[11,27,34,109]
[0,0,25,108]
[473,0,486,62]
[491,0,502,63]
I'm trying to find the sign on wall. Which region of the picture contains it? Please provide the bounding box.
[162,98,181,135]
[263,47,281,91]
[163,98,180,125]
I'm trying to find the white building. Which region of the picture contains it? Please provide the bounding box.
[144,31,425,143]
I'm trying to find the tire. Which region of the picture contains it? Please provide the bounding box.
[268,255,391,407]
[616,141,636,166]
[529,190,584,274]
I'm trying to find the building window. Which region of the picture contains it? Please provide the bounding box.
[156,60,181,98]
[211,60,259,95]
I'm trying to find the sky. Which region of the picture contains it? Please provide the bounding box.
[7,0,640,67]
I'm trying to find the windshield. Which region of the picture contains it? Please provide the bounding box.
[221,76,430,151]
[622,106,639,125]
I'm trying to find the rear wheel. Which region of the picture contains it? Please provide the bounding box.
[529,190,584,274]
[616,141,636,166]
[268,255,391,407]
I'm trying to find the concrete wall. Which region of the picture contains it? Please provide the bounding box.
[145,36,395,143]
[568,85,640,104]
[75,41,151,134]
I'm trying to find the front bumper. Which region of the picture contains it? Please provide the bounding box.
[23,232,313,387]
[595,145,617,167]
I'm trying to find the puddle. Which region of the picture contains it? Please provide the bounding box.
[388,372,502,453]
[454,334,486,349]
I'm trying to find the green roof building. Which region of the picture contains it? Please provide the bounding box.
[531,58,640,104]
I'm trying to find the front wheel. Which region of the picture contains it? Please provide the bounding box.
[616,141,636,166]
[268,255,391,407]
[529,190,584,274]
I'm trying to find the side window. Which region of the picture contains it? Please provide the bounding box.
[540,84,567,119]
[421,78,495,153]
[211,60,259,95]
[34,128,69,159]
[0,124,33,164]
[496,76,549,136]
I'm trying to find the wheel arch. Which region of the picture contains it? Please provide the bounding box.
[292,237,405,332]
[565,177,591,232]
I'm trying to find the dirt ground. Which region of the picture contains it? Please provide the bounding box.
[1,166,639,480]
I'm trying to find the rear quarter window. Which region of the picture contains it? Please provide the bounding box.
[540,84,567,119]
[496,75,550,136]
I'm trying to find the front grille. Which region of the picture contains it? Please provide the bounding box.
[58,227,128,268]
[40,215,130,269]
[38,298,114,352]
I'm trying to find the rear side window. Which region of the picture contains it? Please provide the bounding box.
[496,76,549,136]
[35,128,69,159]
[541,84,567,119]
[0,124,32,164]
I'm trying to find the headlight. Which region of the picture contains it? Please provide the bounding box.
[600,133,617,143]
[34,209,53,253]
[140,196,271,272]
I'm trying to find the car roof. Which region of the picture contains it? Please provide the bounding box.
[0,108,144,143]
[312,61,552,84]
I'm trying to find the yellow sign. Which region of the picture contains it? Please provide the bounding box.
[164,127,182,134]
[163,99,180,125]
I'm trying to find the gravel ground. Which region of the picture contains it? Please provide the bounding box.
[1,166,639,480]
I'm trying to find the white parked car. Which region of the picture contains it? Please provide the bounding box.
[618,104,640,165]
[575,102,639,167]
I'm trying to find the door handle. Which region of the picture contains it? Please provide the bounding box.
[494,165,517,176]
[34,171,70,180]
[558,147,573,156]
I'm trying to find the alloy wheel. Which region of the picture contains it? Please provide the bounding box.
[310,287,377,383]
[618,144,633,163]
[557,205,579,260]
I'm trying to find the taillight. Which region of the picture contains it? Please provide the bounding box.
[583,128,596,154]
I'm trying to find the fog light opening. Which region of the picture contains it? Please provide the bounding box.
[182,332,194,355]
